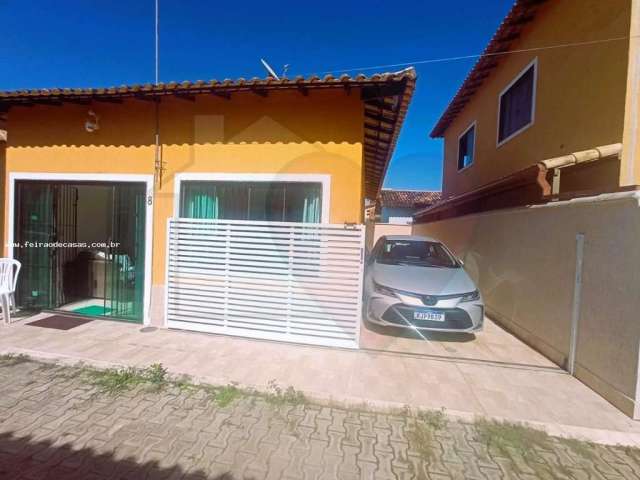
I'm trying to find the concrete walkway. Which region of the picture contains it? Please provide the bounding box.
[2,314,640,446]
[4,357,640,480]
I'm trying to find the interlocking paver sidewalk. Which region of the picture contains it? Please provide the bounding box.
[1,357,640,479]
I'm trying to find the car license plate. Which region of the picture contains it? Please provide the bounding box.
[413,311,445,322]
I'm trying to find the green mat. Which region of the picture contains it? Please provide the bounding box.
[72,305,112,316]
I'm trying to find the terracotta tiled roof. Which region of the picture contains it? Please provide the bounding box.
[0,68,417,199]
[0,71,412,104]
[430,0,547,138]
[379,189,442,208]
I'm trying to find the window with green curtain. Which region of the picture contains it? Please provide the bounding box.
[180,181,322,222]
[180,182,219,219]
[284,183,321,222]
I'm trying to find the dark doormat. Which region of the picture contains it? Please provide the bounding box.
[27,315,94,331]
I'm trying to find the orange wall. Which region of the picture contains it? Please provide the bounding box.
[441,0,631,198]
[3,90,365,285]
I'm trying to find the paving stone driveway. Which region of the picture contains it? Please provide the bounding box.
[1,357,640,479]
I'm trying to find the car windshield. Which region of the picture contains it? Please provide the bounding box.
[375,239,459,268]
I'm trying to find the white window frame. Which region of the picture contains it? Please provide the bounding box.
[7,172,155,326]
[496,57,538,148]
[173,172,331,223]
[456,121,477,172]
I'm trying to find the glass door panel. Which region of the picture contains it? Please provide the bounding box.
[55,185,79,307]
[14,182,56,310]
[104,183,146,322]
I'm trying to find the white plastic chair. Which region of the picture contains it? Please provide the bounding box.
[0,259,21,324]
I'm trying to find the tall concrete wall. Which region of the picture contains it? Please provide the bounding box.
[413,192,640,418]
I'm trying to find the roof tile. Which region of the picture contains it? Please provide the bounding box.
[379,189,442,208]
[0,69,417,200]
[431,0,547,137]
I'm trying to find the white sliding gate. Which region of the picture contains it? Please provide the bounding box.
[166,218,365,348]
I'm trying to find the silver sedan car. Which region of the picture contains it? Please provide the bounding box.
[363,235,484,332]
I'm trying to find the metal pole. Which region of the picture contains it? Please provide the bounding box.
[568,233,585,375]
[154,0,162,186]
[155,0,159,85]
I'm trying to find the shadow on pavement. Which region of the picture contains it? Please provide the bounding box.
[0,431,249,480]
[362,319,476,343]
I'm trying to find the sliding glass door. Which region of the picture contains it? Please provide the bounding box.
[14,180,146,323]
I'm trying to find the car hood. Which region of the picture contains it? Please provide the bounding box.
[371,262,477,295]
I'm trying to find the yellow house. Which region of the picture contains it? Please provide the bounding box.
[418,0,640,222]
[0,70,415,346]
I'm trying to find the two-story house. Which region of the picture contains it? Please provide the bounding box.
[412,0,640,419]
[416,0,637,223]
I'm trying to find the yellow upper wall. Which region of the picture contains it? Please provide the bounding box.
[5,89,364,222]
[4,89,365,282]
[441,0,631,198]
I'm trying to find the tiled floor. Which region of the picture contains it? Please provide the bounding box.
[359,317,555,369]
[2,313,640,445]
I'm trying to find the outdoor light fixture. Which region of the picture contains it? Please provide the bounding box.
[84,110,100,133]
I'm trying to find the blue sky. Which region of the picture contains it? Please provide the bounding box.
[0,0,514,191]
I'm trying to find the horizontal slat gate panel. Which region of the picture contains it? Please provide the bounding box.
[166,218,364,348]
[168,278,361,299]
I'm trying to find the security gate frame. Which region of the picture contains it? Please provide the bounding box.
[165,218,365,348]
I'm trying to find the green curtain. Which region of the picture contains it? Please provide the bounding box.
[181,183,219,219]
[302,193,321,223]
[285,183,321,223]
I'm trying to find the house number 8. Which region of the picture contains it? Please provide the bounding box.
[147,195,153,206]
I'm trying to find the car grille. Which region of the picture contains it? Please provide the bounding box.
[381,306,473,330]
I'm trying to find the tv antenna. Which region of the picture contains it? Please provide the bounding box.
[260,59,280,80]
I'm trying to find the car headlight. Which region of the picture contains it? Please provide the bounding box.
[460,290,480,302]
[374,282,398,298]
[373,283,423,305]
